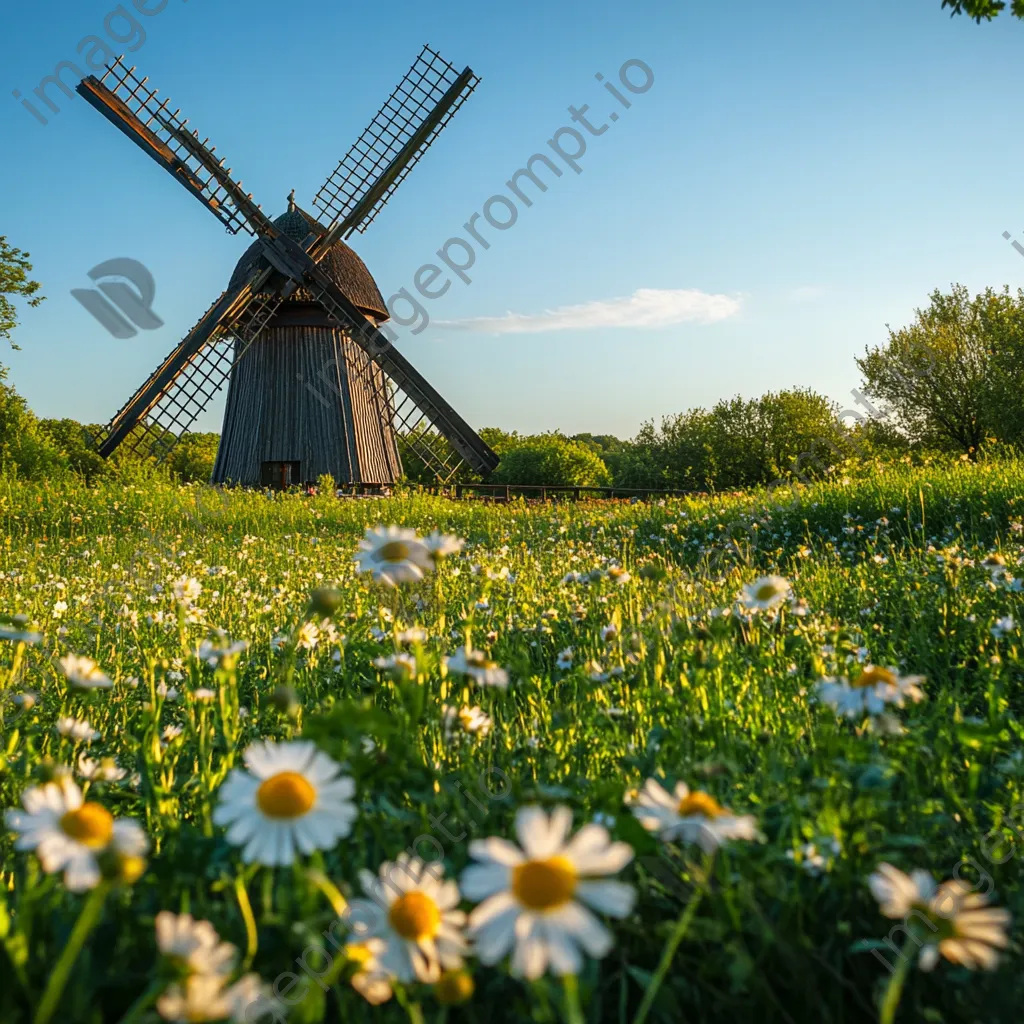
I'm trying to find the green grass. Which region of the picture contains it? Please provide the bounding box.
[1,460,1022,1023]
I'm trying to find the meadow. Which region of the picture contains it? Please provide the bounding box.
[0,461,1022,1024]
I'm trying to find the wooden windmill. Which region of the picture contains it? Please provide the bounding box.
[75,45,499,489]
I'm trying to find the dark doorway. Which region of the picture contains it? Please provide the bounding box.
[260,461,301,490]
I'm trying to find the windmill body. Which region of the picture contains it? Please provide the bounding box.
[212,203,401,489]
[75,46,499,488]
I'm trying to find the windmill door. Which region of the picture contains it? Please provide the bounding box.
[261,461,301,490]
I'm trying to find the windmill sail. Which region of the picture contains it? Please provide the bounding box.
[312,45,480,240]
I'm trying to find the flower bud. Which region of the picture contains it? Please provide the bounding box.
[309,588,344,617]
[434,969,474,1005]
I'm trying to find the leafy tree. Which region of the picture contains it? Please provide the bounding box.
[491,433,611,487]
[941,0,1024,21]
[0,237,44,350]
[855,284,1024,456]
[168,432,220,483]
[37,418,108,481]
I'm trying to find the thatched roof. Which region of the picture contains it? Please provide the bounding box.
[228,203,389,320]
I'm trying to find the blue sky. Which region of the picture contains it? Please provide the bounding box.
[3,0,1024,439]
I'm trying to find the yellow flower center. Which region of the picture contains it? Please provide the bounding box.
[754,583,780,601]
[435,969,475,1005]
[677,791,726,819]
[511,855,578,911]
[256,772,316,819]
[388,891,441,941]
[851,666,896,689]
[345,942,375,967]
[378,541,410,563]
[59,802,114,848]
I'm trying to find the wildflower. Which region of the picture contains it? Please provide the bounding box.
[600,624,618,642]
[445,647,509,689]
[77,755,126,782]
[372,653,418,682]
[193,688,216,701]
[585,660,609,683]
[607,566,631,584]
[4,779,147,891]
[434,969,474,1005]
[345,940,393,1005]
[555,648,574,670]
[56,717,100,744]
[162,724,184,742]
[156,682,179,701]
[868,863,1011,971]
[171,577,203,605]
[354,526,433,586]
[57,654,113,690]
[991,616,1015,638]
[213,740,357,866]
[396,626,427,645]
[628,778,759,852]
[815,665,925,718]
[12,691,38,710]
[739,575,791,612]
[155,912,237,976]
[156,973,271,1023]
[442,705,493,739]
[358,854,467,983]
[270,633,288,653]
[196,636,248,668]
[424,530,465,561]
[295,621,320,651]
[982,554,1009,579]
[461,805,635,979]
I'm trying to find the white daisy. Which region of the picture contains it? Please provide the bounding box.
[57,654,112,690]
[295,621,320,651]
[442,705,493,740]
[357,854,467,984]
[171,577,203,605]
[372,653,418,682]
[555,648,574,670]
[12,691,38,710]
[739,575,791,611]
[56,717,100,743]
[4,779,148,891]
[212,740,357,866]
[423,530,465,562]
[155,911,237,976]
[868,863,1011,971]
[815,665,925,719]
[628,779,759,853]
[156,972,270,1023]
[354,526,433,587]
[196,636,248,668]
[345,940,393,1006]
[445,647,509,689]
[77,755,126,782]
[461,805,635,980]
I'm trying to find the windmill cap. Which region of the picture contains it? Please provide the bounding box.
[228,204,389,321]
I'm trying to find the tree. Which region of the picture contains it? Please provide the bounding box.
[941,0,1024,21]
[491,433,611,487]
[0,237,44,350]
[855,284,1024,456]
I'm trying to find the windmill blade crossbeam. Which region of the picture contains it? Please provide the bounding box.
[312,45,480,238]
[94,268,283,463]
[76,57,269,237]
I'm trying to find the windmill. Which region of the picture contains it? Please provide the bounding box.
[74,45,499,490]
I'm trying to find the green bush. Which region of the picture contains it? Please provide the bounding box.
[491,432,611,487]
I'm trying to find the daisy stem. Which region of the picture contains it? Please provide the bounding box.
[878,938,914,1024]
[34,882,110,1024]
[116,978,166,1024]
[561,973,585,1024]
[234,874,259,968]
[631,859,711,1024]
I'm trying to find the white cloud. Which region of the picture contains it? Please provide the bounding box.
[433,288,742,335]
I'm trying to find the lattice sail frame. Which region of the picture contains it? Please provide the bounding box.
[81,58,266,236]
[312,44,479,237]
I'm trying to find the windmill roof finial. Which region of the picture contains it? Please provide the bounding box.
[287,189,296,213]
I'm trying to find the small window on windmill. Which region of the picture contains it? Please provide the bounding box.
[261,461,301,490]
